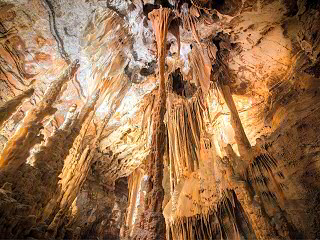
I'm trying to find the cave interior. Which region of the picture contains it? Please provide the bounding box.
[0,0,320,239]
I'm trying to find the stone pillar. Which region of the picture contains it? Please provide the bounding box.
[135,8,173,240]
[219,84,252,158]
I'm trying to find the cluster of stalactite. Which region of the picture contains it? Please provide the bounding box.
[132,24,295,239]
[166,190,253,240]
[131,5,238,240]
[166,87,205,190]
[129,5,290,239]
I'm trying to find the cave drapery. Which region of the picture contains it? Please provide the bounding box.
[0,0,320,239]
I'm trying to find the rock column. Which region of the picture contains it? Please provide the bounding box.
[135,8,173,240]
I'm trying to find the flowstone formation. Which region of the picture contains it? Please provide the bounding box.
[0,0,320,239]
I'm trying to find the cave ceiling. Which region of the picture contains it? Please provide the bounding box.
[0,0,319,186]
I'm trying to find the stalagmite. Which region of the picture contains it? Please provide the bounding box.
[0,88,34,129]
[28,91,100,213]
[46,82,129,237]
[42,88,102,223]
[134,7,173,240]
[0,60,80,169]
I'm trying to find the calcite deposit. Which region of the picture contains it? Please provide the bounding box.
[0,0,319,239]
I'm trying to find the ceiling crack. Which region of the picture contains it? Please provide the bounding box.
[41,0,71,64]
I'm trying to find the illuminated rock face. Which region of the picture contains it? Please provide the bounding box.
[0,0,320,239]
